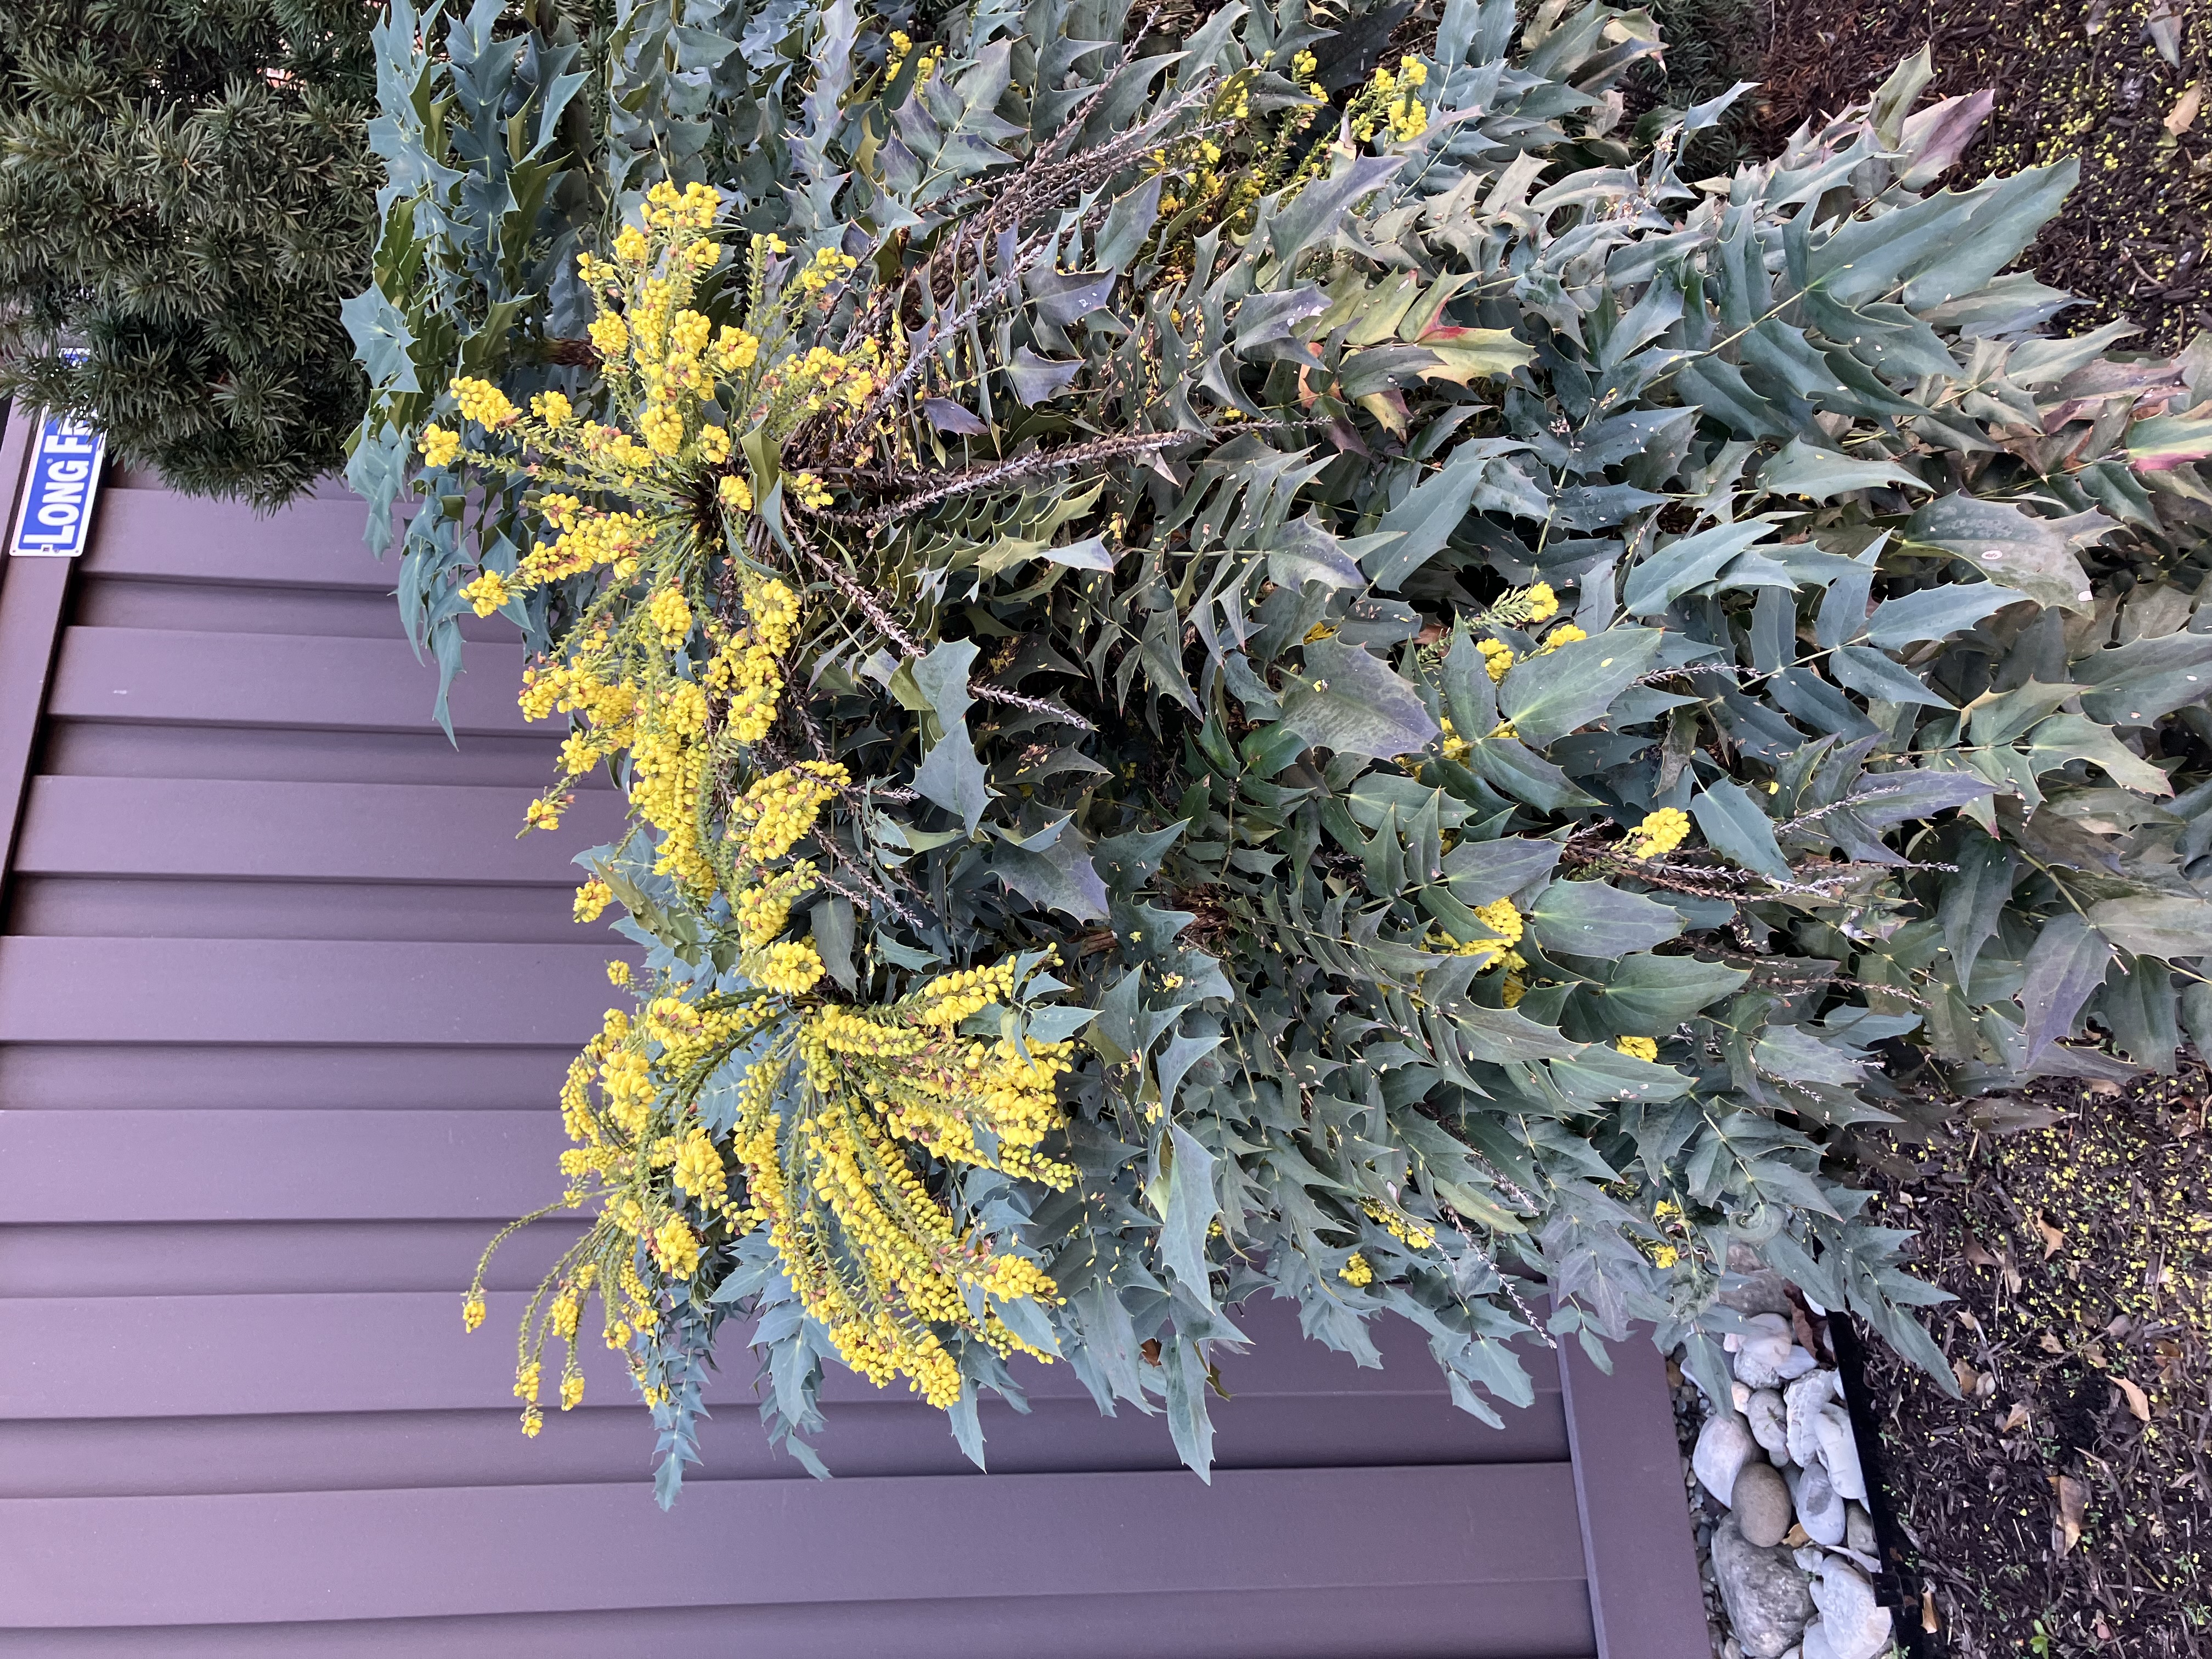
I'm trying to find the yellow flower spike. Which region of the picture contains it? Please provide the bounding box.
[462,1295,486,1333]
[1616,1036,1660,1062]
[606,959,630,986]
[530,390,573,426]
[1478,637,1515,682]
[588,312,629,358]
[1340,1252,1374,1286]
[418,424,461,467]
[1625,808,1691,860]
[573,877,613,923]
[460,569,512,617]
[612,224,650,265]
[450,376,520,428]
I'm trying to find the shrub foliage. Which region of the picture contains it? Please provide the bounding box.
[352,0,2212,1499]
[0,1,379,505]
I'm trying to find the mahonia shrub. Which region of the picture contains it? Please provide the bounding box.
[353,0,2212,1500]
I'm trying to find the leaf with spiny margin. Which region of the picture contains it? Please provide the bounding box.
[2073,630,2212,728]
[1159,1125,1221,1296]
[1589,954,1750,1029]
[992,819,1109,919]
[1758,437,1929,501]
[2024,714,2173,797]
[1497,627,1665,747]
[1265,514,1367,590]
[2086,894,2212,960]
[1092,821,1187,893]
[1439,836,1562,903]
[1938,836,2013,989]
[2019,912,2113,1066]
[1865,581,2023,648]
[1529,880,1686,955]
[1829,643,1956,707]
[1903,494,2098,614]
[1621,519,1782,614]
[1006,346,1081,406]
[1281,640,1440,759]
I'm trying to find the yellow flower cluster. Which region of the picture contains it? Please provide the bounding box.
[703,972,1075,1409]
[797,246,860,295]
[1340,1252,1374,1286]
[452,375,520,429]
[1448,896,1526,972]
[418,425,461,468]
[731,761,846,862]
[884,28,940,82]
[752,940,828,995]
[1363,1198,1437,1251]
[1348,57,1429,145]
[1479,637,1515,683]
[1626,808,1691,860]
[1616,1036,1659,1062]
[1437,716,1472,762]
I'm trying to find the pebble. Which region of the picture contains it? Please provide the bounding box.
[1794,1458,1847,1547]
[1695,1413,1758,1506]
[1712,1515,1816,1659]
[1784,1368,1842,1465]
[1844,1502,1876,1559]
[1813,1407,1867,1503]
[1733,1460,1794,1547]
[1735,1313,1819,1388]
[1746,1387,1788,1458]
[1801,1560,1891,1659]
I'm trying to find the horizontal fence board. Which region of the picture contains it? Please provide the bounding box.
[48,628,534,737]
[0,1221,587,1299]
[0,1291,1560,1421]
[81,491,397,590]
[6,878,605,945]
[41,721,570,788]
[0,1111,569,1223]
[0,938,623,1045]
[0,1463,1589,1627]
[15,778,622,883]
[7,1583,1595,1659]
[0,1043,578,1110]
[0,1379,1568,1498]
[73,577,524,644]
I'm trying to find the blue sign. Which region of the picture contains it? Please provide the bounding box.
[9,408,106,558]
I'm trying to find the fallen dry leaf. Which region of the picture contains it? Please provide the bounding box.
[2034,1210,2065,1259]
[2055,1473,2087,1555]
[1954,1357,1982,1395]
[2167,82,2204,138]
[1922,1587,1941,1634]
[1956,1308,1983,1334]
[2041,1331,2066,1355]
[1783,1523,1810,1549]
[2117,1375,2152,1421]
[1963,1232,2000,1268]
[1999,1401,2032,1434]
[2081,1077,2123,1098]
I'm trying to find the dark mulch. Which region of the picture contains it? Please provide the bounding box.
[1845,1059,2212,1656]
[1758,0,2211,351]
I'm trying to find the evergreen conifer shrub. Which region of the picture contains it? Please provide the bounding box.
[0,1,379,505]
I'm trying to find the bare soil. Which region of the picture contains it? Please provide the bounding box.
[1845,1059,2212,1656]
